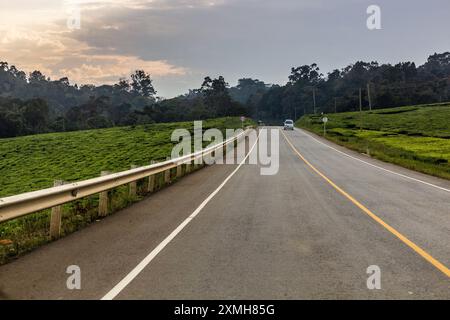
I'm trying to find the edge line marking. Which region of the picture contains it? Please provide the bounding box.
[281,129,450,278]
[295,128,450,193]
[101,132,260,300]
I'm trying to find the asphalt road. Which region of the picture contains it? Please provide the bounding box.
[0,127,449,299]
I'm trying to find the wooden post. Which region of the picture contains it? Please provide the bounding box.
[195,154,201,169]
[129,165,138,197]
[148,174,156,193]
[164,157,171,184]
[49,180,64,240]
[176,163,182,178]
[165,169,171,184]
[98,171,110,217]
[186,161,191,174]
[147,160,156,193]
[157,172,163,189]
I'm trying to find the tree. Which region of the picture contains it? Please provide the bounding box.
[29,71,46,84]
[200,76,224,94]
[229,78,268,104]
[200,76,235,116]
[0,62,8,71]
[21,99,49,133]
[131,70,156,97]
[422,52,450,78]
[288,64,323,85]
[114,78,131,92]
[0,112,20,137]
[57,77,70,87]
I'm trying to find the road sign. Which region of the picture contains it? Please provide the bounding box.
[322,117,328,123]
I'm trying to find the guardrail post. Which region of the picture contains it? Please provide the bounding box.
[186,161,191,174]
[129,165,138,197]
[176,162,183,178]
[164,157,171,184]
[197,151,204,169]
[49,180,64,240]
[148,174,156,193]
[164,169,171,184]
[98,171,110,217]
[157,172,163,189]
[193,156,198,170]
[147,160,156,193]
[200,151,205,167]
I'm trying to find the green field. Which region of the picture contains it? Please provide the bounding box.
[0,117,253,263]
[296,103,450,180]
[0,117,253,197]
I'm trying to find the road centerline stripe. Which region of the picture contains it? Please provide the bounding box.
[281,129,450,278]
[101,132,260,300]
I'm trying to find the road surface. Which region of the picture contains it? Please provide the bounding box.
[0,127,449,299]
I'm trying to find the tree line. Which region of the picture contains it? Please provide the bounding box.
[0,65,250,137]
[255,52,450,121]
[0,51,449,138]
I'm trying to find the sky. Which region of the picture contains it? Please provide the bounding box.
[0,0,449,98]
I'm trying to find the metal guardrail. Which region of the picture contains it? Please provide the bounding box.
[0,129,249,224]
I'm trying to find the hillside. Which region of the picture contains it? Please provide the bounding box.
[296,103,450,179]
[0,117,253,263]
[0,117,252,198]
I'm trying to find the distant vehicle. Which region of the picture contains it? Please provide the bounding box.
[283,119,294,130]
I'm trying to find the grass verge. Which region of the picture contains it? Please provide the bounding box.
[296,103,450,180]
[0,117,254,264]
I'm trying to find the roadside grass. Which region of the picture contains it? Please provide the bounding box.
[0,117,254,264]
[296,103,450,180]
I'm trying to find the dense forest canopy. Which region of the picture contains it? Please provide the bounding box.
[0,51,449,138]
[257,52,450,121]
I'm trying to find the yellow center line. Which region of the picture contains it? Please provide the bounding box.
[280,129,450,278]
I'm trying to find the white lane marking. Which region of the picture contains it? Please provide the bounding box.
[101,133,260,300]
[294,128,450,193]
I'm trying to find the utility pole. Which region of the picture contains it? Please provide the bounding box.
[312,87,317,114]
[359,87,363,131]
[367,83,372,111]
[334,97,337,113]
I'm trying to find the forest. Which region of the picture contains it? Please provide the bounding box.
[0,51,449,138]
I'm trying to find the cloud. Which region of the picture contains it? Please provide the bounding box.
[0,26,186,85]
[1,0,449,97]
[0,0,332,96]
[62,0,226,11]
[0,0,188,89]
[59,55,186,85]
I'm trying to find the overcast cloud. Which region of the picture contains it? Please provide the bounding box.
[1,0,449,97]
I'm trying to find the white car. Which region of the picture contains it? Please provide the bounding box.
[283,119,294,130]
